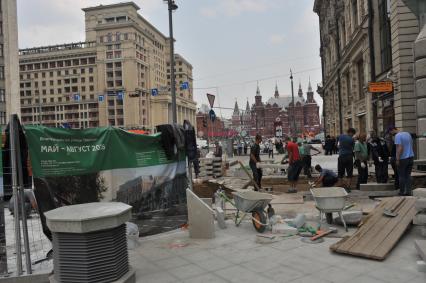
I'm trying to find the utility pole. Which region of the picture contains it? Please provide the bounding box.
[165,0,178,123]
[290,69,296,137]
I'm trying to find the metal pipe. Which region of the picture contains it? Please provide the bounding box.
[335,17,343,134]
[14,115,32,274]
[9,115,22,275]
[167,0,177,123]
[290,70,296,137]
[368,0,377,132]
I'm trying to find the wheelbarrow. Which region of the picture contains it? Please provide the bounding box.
[218,190,273,233]
[310,187,348,231]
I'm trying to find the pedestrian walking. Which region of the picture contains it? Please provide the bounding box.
[332,136,338,154]
[302,141,321,178]
[368,131,389,183]
[385,127,399,190]
[243,142,248,155]
[324,135,333,155]
[337,128,356,191]
[389,126,414,196]
[354,133,369,190]
[250,134,263,191]
[268,140,274,159]
[286,137,303,193]
[237,141,243,156]
[313,165,338,187]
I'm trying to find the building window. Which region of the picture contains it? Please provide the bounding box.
[0,44,3,57]
[357,59,364,99]
[0,89,5,102]
[379,0,392,71]
[352,0,358,28]
[89,68,93,74]
[0,66,4,79]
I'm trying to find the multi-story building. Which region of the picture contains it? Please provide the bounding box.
[231,83,321,138]
[18,2,196,129]
[151,53,196,126]
[1,0,20,125]
[314,0,425,136]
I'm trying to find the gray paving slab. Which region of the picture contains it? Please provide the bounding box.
[129,218,423,283]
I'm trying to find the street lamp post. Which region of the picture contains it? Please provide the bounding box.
[290,69,296,137]
[164,0,178,123]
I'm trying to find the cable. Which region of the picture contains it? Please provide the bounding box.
[194,66,321,90]
[193,54,318,81]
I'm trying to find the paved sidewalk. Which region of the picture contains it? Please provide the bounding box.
[129,220,426,283]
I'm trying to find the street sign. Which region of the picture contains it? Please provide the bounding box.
[241,130,247,137]
[209,109,216,122]
[180,82,189,90]
[368,81,393,93]
[151,88,158,96]
[207,93,215,108]
[117,91,124,100]
[98,95,104,102]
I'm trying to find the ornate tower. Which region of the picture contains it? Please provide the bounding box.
[307,80,314,103]
[255,84,262,106]
[298,82,304,98]
[274,82,279,98]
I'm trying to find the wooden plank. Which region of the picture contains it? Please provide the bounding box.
[370,198,416,259]
[333,198,399,252]
[350,198,413,257]
[330,197,416,260]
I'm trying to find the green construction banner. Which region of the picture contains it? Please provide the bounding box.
[24,126,180,177]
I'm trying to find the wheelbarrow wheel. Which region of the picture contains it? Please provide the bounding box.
[252,210,267,233]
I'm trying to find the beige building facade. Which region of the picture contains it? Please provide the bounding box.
[19,2,195,130]
[1,0,20,124]
[314,0,423,137]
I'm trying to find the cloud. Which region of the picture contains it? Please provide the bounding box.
[269,34,285,45]
[199,0,271,18]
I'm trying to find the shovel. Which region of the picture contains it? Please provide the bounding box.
[383,198,405,218]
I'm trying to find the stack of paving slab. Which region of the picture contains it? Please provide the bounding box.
[413,188,426,273]
[413,188,426,237]
[199,157,222,179]
[358,182,398,197]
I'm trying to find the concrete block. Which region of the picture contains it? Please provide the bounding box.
[45,202,132,233]
[414,188,426,198]
[417,261,426,273]
[418,118,426,137]
[416,198,426,211]
[416,81,426,100]
[215,207,227,229]
[418,138,426,160]
[414,240,426,261]
[360,182,395,191]
[415,58,426,78]
[187,189,215,239]
[414,213,426,225]
[272,223,298,235]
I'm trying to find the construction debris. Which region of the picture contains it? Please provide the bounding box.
[272,223,298,235]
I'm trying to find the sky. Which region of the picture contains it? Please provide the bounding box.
[17,0,322,119]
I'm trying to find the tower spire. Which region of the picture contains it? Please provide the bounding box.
[274,81,279,98]
[233,99,239,116]
[298,81,303,97]
[246,98,250,112]
[256,81,260,96]
[308,77,313,92]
